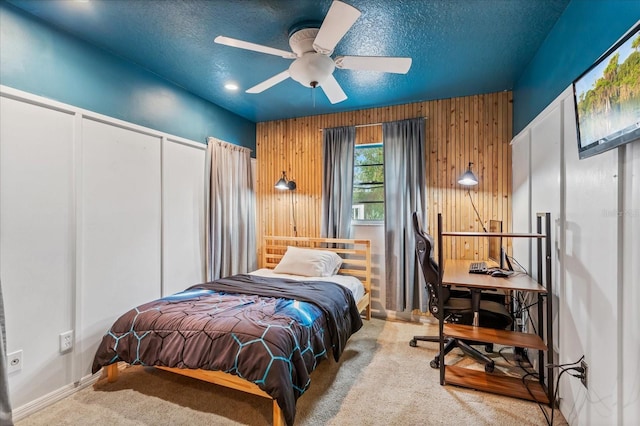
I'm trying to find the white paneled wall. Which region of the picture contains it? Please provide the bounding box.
[511,130,531,272]
[621,142,639,425]
[0,96,75,407]
[0,86,206,418]
[563,98,620,425]
[162,139,206,296]
[512,85,640,425]
[78,119,162,377]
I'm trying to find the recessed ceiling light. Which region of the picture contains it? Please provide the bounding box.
[224,83,239,91]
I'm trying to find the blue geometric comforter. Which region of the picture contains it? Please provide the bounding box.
[92,274,363,426]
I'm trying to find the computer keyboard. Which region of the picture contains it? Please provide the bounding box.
[468,261,488,274]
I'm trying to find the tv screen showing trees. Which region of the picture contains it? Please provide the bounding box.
[573,22,640,159]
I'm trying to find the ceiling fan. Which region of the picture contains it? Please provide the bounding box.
[214,0,412,104]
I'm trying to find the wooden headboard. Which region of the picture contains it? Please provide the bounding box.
[262,236,372,319]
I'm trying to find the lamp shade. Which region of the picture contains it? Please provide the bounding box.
[458,162,478,186]
[275,171,296,190]
[275,173,289,190]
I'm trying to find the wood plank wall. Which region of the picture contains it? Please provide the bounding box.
[256,91,512,262]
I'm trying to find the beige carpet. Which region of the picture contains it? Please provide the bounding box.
[17,319,565,425]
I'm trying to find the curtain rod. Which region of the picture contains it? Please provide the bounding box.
[206,136,252,152]
[319,116,427,131]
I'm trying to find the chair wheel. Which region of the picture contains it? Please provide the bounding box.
[484,363,495,373]
[409,339,417,347]
[485,344,494,353]
[430,358,440,369]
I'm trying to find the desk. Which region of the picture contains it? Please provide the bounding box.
[442,259,547,326]
[438,259,550,403]
[435,207,554,405]
[442,259,547,294]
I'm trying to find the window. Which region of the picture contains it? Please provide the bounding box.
[352,143,384,221]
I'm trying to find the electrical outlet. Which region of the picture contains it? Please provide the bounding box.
[580,360,588,388]
[59,330,74,353]
[7,350,22,374]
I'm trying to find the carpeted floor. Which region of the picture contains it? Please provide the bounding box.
[16,318,565,425]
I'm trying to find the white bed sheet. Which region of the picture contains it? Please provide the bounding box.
[249,268,365,302]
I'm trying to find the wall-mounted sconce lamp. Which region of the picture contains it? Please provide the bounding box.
[458,162,487,231]
[457,162,478,186]
[275,171,297,191]
[275,171,298,236]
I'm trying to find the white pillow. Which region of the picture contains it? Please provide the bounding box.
[273,246,343,277]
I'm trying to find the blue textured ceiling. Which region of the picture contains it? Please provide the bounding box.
[6,0,569,123]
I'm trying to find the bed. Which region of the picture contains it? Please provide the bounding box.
[92,236,371,426]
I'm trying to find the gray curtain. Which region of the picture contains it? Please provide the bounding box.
[0,282,13,426]
[205,137,256,280]
[321,126,355,239]
[383,118,427,312]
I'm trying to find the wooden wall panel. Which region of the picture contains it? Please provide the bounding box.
[256,91,513,263]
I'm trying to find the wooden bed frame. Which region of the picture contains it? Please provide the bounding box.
[261,236,372,321]
[105,236,371,426]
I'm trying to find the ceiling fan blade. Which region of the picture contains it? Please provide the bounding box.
[320,74,347,104]
[335,56,412,74]
[312,1,361,55]
[246,70,291,94]
[215,36,296,59]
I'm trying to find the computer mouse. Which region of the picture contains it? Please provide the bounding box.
[490,270,510,278]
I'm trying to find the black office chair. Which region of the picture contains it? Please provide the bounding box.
[409,212,513,373]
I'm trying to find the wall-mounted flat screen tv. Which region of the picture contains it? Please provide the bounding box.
[573,21,640,159]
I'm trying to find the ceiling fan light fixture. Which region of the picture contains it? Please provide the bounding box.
[289,53,335,88]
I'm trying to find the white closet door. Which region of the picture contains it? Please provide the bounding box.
[79,119,161,375]
[162,139,206,296]
[0,97,74,407]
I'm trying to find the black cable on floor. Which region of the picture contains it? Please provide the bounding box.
[497,346,516,366]
[519,356,585,425]
[520,369,551,425]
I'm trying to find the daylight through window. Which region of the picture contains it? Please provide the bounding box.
[352,143,384,221]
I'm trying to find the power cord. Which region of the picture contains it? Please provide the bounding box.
[506,255,581,425]
[497,346,516,366]
[507,254,528,275]
[290,188,298,237]
[514,300,539,314]
[466,189,488,232]
[513,290,538,335]
[503,254,531,332]
[520,355,585,425]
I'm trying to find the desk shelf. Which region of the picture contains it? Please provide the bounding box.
[444,324,547,351]
[445,366,550,404]
[442,231,546,238]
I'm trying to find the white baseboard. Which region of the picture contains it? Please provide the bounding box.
[12,371,102,422]
[372,309,436,324]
